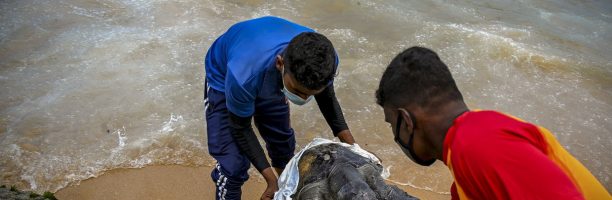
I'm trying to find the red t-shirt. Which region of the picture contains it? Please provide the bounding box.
[443,110,609,200]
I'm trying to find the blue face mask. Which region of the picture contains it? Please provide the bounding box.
[282,68,313,106]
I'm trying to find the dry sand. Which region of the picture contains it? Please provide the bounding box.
[55,165,450,200]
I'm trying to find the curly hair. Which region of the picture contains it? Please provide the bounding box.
[284,32,336,90]
[376,47,463,108]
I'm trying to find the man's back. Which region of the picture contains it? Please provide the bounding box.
[204,16,314,117]
[443,110,607,199]
[205,16,313,93]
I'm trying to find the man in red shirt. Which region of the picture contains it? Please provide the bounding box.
[375,47,609,199]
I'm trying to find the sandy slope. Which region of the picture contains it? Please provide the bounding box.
[55,165,450,200]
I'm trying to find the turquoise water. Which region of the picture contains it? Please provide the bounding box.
[1,0,610,194]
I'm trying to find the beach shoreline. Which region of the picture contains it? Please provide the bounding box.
[55,165,450,200]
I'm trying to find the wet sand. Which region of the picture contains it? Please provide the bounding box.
[55,165,449,200]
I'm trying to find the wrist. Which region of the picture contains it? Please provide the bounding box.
[265,176,278,185]
[261,167,278,184]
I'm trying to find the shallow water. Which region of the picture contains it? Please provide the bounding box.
[1,0,610,194]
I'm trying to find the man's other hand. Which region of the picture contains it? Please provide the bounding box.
[337,130,355,144]
[260,167,279,200]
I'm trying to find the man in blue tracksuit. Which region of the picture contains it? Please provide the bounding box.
[204,16,356,200]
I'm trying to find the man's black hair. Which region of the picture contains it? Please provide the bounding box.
[376,46,463,108]
[284,32,336,90]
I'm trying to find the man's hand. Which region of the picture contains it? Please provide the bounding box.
[261,183,278,200]
[337,129,355,144]
[260,167,279,200]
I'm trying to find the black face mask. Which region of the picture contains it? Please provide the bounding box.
[395,111,436,166]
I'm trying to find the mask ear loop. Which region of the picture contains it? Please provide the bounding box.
[395,112,403,140]
[395,109,413,148]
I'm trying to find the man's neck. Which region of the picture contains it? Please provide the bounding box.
[423,100,468,160]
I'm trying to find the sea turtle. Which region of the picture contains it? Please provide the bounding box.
[293,143,418,200]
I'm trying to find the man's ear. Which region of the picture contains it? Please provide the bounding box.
[398,108,414,132]
[276,55,283,71]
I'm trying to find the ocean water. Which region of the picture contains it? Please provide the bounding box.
[1,0,610,195]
